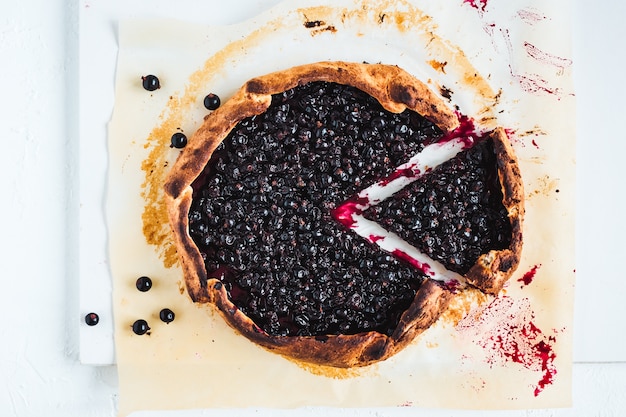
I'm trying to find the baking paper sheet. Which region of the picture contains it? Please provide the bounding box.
[107,0,575,415]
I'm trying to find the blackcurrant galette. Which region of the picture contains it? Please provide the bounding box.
[164,61,524,367]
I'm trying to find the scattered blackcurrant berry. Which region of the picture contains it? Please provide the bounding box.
[203,93,221,110]
[170,132,187,149]
[159,308,175,323]
[141,74,160,91]
[132,319,150,335]
[135,276,152,292]
[85,312,99,326]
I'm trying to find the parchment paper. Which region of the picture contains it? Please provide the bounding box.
[107,0,575,415]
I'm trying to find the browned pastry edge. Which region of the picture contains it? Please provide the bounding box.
[163,61,521,367]
[164,61,459,200]
[207,277,453,368]
[465,127,525,294]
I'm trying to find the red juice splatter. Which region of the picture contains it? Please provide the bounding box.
[332,196,369,228]
[518,264,541,286]
[503,128,530,149]
[503,127,522,146]
[512,71,560,96]
[522,321,541,337]
[443,279,462,293]
[531,139,540,149]
[464,0,488,12]
[497,26,564,98]
[504,128,516,138]
[391,249,434,276]
[534,340,557,396]
[456,296,559,397]
[439,113,483,148]
[252,324,266,334]
[523,42,573,71]
[517,8,547,25]
[369,234,385,243]
[207,265,233,281]
[437,113,482,148]
[378,165,420,186]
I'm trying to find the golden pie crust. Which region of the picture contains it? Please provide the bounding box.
[164,61,524,367]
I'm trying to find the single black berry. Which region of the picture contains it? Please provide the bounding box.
[203,93,221,110]
[132,319,150,335]
[170,132,187,149]
[159,308,175,323]
[135,276,152,292]
[141,74,160,91]
[85,312,99,326]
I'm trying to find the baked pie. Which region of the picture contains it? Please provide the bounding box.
[164,61,524,367]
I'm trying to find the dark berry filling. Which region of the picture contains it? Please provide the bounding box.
[364,137,511,275]
[188,81,444,337]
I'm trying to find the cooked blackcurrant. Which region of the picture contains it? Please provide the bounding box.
[135,276,152,292]
[85,312,99,326]
[203,93,221,110]
[170,132,187,149]
[141,74,160,91]
[132,319,150,335]
[159,308,175,323]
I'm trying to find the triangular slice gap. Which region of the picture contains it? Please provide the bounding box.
[333,128,520,293]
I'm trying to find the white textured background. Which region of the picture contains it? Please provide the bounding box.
[1,0,625,416]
